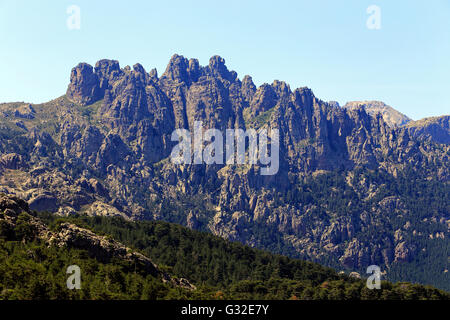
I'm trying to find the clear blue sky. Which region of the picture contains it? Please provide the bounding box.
[0,0,449,120]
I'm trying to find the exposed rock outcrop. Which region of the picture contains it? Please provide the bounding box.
[0,194,195,290]
[14,104,35,119]
[66,63,102,106]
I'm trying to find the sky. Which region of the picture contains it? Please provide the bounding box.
[0,0,449,120]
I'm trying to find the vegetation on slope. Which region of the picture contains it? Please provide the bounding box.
[7,211,440,300]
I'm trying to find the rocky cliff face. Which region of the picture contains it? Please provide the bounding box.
[0,55,449,286]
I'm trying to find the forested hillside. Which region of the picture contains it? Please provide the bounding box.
[1,194,448,300]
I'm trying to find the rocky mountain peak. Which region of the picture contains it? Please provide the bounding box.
[132,62,146,74]
[343,101,411,127]
[272,80,291,99]
[66,62,102,106]
[241,75,256,102]
[207,55,236,82]
[161,54,191,83]
[327,101,340,108]
[249,83,278,117]
[188,58,201,82]
[132,63,148,85]
[292,86,316,108]
[149,68,158,80]
[95,59,122,81]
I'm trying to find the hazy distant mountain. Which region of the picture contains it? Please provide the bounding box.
[0,55,449,290]
[327,101,340,108]
[343,101,411,127]
[404,116,450,144]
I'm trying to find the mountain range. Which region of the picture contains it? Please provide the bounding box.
[0,55,448,290]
